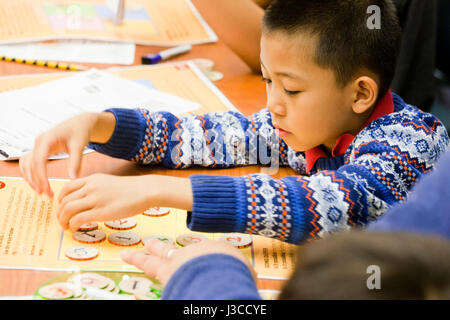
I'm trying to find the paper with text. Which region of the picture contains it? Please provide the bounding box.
[0,0,217,45]
[0,177,297,280]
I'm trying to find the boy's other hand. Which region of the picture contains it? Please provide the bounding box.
[120,238,256,286]
[19,112,115,198]
[19,113,96,198]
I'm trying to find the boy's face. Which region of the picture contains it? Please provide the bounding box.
[260,31,356,152]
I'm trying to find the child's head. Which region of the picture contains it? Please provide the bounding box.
[279,231,450,299]
[261,0,401,152]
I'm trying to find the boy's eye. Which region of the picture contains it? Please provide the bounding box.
[284,89,300,96]
[261,77,272,84]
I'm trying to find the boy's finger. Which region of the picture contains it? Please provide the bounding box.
[31,145,50,196]
[58,178,86,203]
[57,187,87,221]
[59,199,94,231]
[68,141,84,179]
[19,155,37,193]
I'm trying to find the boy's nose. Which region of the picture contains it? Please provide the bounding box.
[267,95,287,116]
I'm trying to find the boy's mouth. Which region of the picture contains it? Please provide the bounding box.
[273,124,291,138]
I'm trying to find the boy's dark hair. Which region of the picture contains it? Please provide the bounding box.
[263,0,402,99]
[279,231,450,299]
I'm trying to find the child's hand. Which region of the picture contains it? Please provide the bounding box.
[120,238,257,286]
[19,112,115,198]
[57,173,154,231]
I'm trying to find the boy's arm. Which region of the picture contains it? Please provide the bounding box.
[184,111,449,244]
[88,108,302,171]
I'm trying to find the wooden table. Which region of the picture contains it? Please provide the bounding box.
[0,40,295,297]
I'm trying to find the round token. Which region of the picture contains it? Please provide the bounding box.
[134,291,158,300]
[119,276,153,295]
[219,233,252,248]
[38,282,73,300]
[68,273,110,289]
[65,246,99,261]
[143,207,171,217]
[192,58,214,71]
[204,70,223,81]
[108,232,141,246]
[176,233,208,247]
[104,218,137,230]
[142,234,174,246]
[73,230,106,244]
[102,277,117,292]
[78,222,98,231]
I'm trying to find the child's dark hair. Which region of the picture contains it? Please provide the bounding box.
[279,231,450,299]
[263,0,402,99]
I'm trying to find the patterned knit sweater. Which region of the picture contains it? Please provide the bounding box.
[88,92,449,245]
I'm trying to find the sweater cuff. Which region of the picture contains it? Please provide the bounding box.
[88,108,145,160]
[162,254,261,300]
[187,174,247,233]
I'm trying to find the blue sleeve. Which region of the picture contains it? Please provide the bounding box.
[161,254,261,300]
[368,150,450,239]
[87,107,295,170]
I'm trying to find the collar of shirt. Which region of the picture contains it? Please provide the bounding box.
[304,89,395,174]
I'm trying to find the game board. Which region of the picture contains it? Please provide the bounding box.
[0,177,298,280]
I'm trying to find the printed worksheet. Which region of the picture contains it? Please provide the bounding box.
[0,0,217,45]
[0,177,298,280]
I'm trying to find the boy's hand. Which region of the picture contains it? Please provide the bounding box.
[57,173,154,231]
[19,112,115,198]
[120,238,257,286]
[57,174,193,232]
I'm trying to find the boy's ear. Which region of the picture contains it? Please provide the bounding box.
[351,76,378,114]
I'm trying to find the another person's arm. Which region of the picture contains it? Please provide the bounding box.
[121,239,262,300]
[192,0,263,73]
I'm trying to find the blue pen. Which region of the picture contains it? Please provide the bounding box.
[141,44,192,65]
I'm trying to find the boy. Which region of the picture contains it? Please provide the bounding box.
[122,150,450,300]
[20,0,448,246]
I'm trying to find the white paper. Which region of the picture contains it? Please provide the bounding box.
[0,69,200,160]
[0,40,136,65]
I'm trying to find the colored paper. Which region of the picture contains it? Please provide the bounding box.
[0,0,217,45]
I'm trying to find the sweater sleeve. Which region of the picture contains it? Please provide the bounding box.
[367,150,450,239]
[161,254,261,300]
[187,112,449,244]
[87,107,306,172]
